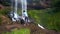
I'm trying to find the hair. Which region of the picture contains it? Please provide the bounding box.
[23,10,25,12]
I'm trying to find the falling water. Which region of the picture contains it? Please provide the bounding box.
[21,0,30,23]
[9,0,29,22]
[21,0,28,17]
[14,0,17,13]
[9,0,19,21]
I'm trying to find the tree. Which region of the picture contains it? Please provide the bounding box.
[0,0,11,6]
[51,0,60,7]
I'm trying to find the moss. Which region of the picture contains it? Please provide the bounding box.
[28,9,60,31]
[0,17,2,25]
[2,28,30,34]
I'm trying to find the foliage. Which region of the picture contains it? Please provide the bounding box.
[0,17,2,24]
[2,28,30,34]
[51,0,60,7]
[40,8,60,30]
[0,7,11,15]
[0,0,11,6]
[28,8,60,31]
[28,10,41,24]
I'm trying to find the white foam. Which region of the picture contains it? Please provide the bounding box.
[38,24,45,29]
[12,18,16,21]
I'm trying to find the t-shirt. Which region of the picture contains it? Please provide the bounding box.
[22,11,28,17]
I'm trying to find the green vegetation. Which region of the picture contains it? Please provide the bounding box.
[0,0,11,6]
[2,28,30,34]
[0,8,11,15]
[30,9,60,31]
[0,17,2,24]
[28,8,60,31]
[52,0,60,7]
[27,0,60,31]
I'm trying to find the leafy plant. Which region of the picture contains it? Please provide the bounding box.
[2,28,30,34]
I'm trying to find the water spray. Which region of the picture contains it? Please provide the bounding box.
[21,0,30,23]
[9,0,20,21]
[8,0,30,23]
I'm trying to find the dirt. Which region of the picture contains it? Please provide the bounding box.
[0,15,60,34]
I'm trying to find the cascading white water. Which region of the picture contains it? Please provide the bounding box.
[10,0,20,21]
[21,0,28,17]
[13,0,18,19]
[21,0,29,22]
[14,0,17,13]
[9,0,30,22]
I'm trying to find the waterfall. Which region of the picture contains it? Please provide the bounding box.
[21,0,30,23]
[9,0,29,22]
[13,0,18,19]
[15,0,18,13]
[21,0,28,17]
[10,0,19,21]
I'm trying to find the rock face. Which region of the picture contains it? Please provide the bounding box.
[0,15,12,25]
[0,23,60,34]
[27,0,51,9]
[0,15,60,34]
